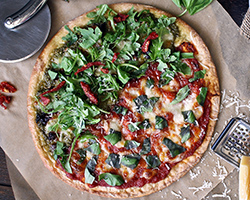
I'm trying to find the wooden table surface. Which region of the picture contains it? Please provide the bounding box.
[0,0,248,199]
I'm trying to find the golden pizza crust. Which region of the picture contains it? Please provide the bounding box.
[27,3,220,198]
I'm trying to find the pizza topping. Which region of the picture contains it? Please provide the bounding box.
[112,105,128,115]
[145,155,161,169]
[75,62,105,75]
[105,153,121,168]
[80,82,98,104]
[133,95,159,114]
[114,13,129,23]
[40,81,66,96]
[182,110,196,124]
[197,87,208,106]
[189,70,206,82]
[140,138,151,155]
[0,81,17,93]
[111,52,120,63]
[155,116,168,130]
[142,32,159,53]
[124,140,140,149]
[162,138,186,158]
[85,156,98,184]
[98,173,124,186]
[104,129,122,145]
[121,154,141,169]
[170,85,190,105]
[180,124,191,143]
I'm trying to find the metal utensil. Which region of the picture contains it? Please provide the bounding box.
[0,0,51,63]
[211,117,250,168]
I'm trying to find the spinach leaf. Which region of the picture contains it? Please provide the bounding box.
[76,149,86,164]
[105,153,120,168]
[145,155,161,169]
[79,131,97,143]
[98,173,124,186]
[196,87,207,106]
[104,129,122,145]
[121,154,141,169]
[85,156,98,184]
[155,116,168,130]
[124,140,140,149]
[133,95,159,114]
[182,110,196,124]
[112,105,128,115]
[189,70,206,82]
[162,138,186,157]
[170,85,190,105]
[140,138,151,155]
[146,78,155,89]
[180,125,190,143]
[85,143,101,155]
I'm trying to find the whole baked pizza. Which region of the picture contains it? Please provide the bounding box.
[27,3,220,198]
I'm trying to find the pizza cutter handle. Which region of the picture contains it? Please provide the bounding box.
[4,0,47,29]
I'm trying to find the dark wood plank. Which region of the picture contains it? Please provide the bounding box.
[0,185,15,200]
[0,147,11,186]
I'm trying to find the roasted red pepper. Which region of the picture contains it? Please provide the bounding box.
[100,68,109,74]
[114,13,129,23]
[75,62,105,76]
[0,81,17,93]
[40,95,50,106]
[141,32,159,53]
[112,52,120,63]
[80,82,98,105]
[0,93,11,109]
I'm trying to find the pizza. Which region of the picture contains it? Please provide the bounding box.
[27,3,220,198]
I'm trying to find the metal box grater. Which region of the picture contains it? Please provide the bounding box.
[211,117,250,168]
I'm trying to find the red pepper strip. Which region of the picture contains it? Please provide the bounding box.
[0,81,17,93]
[100,68,109,74]
[40,81,66,96]
[40,95,50,106]
[80,82,98,105]
[0,93,11,109]
[141,32,159,53]
[74,62,105,76]
[112,52,120,63]
[114,13,129,23]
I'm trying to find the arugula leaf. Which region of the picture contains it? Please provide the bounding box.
[162,138,186,157]
[105,153,120,168]
[117,66,130,84]
[78,27,102,49]
[140,138,151,155]
[180,124,190,143]
[158,69,175,87]
[112,105,128,115]
[62,25,78,46]
[124,140,140,149]
[145,155,161,169]
[189,70,206,82]
[104,129,122,145]
[146,78,155,89]
[87,4,109,24]
[155,116,168,130]
[182,110,196,124]
[121,154,141,169]
[85,143,101,155]
[196,87,208,106]
[98,173,124,186]
[170,61,191,75]
[79,131,97,143]
[170,85,190,105]
[157,59,169,72]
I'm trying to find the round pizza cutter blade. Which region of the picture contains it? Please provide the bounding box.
[0,0,51,63]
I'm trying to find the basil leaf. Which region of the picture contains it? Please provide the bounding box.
[79,131,97,143]
[197,87,208,106]
[170,85,190,105]
[187,0,213,15]
[85,156,98,184]
[48,70,57,80]
[172,0,183,9]
[146,78,155,89]
[189,70,206,82]
[112,105,128,115]
[181,52,194,59]
[170,62,191,75]
[182,110,196,124]
[155,116,168,130]
[128,122,140,132]
[98,173,124,186]
[85,143,101,155]
[145,155,161,169]
[138,119,151,130]
[162,138,186,157]
[124,140,140,149]
[140,138,151,155]
[104,129,122,145]
[158,69,175,87]
[133,95,159,114]
[105,153,120,168]
[76,149,86,164]
[121,154,141,169]
[180,125,190,143]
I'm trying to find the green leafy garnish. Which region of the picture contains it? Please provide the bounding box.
[121,154,141,169]
[196,87,208,106]
[78,27,102,49]
[170,85,190,105]
[189,70,206,82]
[180,125,190,143]
[140,138,151,155]
[48,70,57,80]
[128,122,140,132]
[145,155,161,169]
[146,78,155,89]
[76,149,86,164]
[105,153,120,168]
[158,69,175,87]
[98,173,124,186]
[79,131,97,143]
[182,110,196,124]
[138,119,151,130]
[155,116,168,130]
[112,105,128,115]
[104,129,122,145]
[133,95,159,114]
[162,138,186,157]
[124,140,140,149]
[85,156,97,184]
[85,142,101,155]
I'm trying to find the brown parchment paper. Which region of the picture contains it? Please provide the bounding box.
[1,0,250,199]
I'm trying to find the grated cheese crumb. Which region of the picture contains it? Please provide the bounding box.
[171,190,187,200]
[188,180,213,195]
[212,159,228,180]
[212,180,231,200]
[189,167,201,180]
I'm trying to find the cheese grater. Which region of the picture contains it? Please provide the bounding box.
[211,117,250,168]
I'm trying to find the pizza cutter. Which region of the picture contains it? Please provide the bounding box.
[0,0,51,63]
